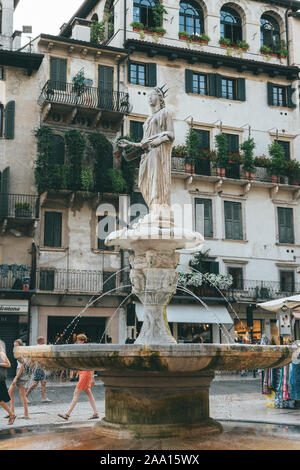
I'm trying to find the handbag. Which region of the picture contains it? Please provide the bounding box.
[0,355,8,381]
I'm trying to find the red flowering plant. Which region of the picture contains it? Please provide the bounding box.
[286,160,300,180]
[254,155,271,168]
[228,152,245,164]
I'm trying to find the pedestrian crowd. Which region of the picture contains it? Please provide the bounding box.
[0,334,99,426]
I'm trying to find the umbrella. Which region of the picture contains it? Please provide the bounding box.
[257,294,300,315]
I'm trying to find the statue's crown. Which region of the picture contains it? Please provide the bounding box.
[155,84,168,98]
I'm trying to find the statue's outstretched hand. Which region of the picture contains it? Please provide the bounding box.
[118,139,140,149]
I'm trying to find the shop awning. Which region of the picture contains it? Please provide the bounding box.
[135,303,233,324]
[0,299,28,315]
[257,295,300,314]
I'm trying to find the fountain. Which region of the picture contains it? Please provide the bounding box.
[14,86,295,443]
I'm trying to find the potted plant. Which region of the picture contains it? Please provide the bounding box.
[260,45,271,56]
[240,138,256,180]
[154,26,166,36]
[214,133,229,177]
[15,202,32,218]
[185,129,201,173]
[268,141,286,183]
[172,145,186,158]
[237,40,249,52]
[178,30,190,41]
[286,160,300,185]
[200,34,210,44]
[131,21,144,32]
[72,69,86,95]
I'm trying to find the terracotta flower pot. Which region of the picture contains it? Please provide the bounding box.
[271,175,280,184]
[216,167,226,177]
[244,171,255,180]
[185,163,195,173]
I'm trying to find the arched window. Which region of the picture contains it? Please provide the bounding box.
[51,135,65,165]
[179,1,204,36]
[133,0,155,29]
[220,6,242,44]
[260,14,280,51]
[108,0,114,39]
[0,4,2,35]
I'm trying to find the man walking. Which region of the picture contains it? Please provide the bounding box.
[26,336,52,403]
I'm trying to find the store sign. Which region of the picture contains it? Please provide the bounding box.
[0,300,28,315]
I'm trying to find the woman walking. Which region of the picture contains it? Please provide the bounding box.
[58,334,99,421]
[0,340,16,425]
[8,339,29,419]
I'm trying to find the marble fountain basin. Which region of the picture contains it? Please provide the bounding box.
[15,343,293,440]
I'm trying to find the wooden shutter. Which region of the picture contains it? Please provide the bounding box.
[130,121,144,142]
[267,82,274,106]
[4,101,15,139]
[50,57,67,91]
[185,69,194,93]
[237,78,246,101]
[225,201,243,240]
[44,212,62,247]
[278,207,294,244]
[195,198,213,238]
[147,63,157,87]
[98,65,114,92]
[194,129,210,150]
[226,134,239,152]
[210,261,219,275]
[208,74,216,97]
[0,167,10,217]
[277,140,290,160]
[215,74,222,98]
[51,135,65,165]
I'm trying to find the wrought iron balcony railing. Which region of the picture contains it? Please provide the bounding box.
[39,80,130,114]
[0,194,39,219]
[232,279,300,300]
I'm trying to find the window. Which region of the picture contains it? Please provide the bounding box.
[195,198,213,238]
[267,82,296,108]
[277,207,294,244]
[280,271,295,293]
[185,72,246,101]
[128,62,157,87]
[192,72,208,95]
[91,13,99,22]
[108,0,114,39]
[276,140,291,160]
[39,269,55,291]
[224,133,240,179]
[221,78,236,100]
[103,271,117,293]
[0,67,4,80]
[224,201,243,240]
[220,6,242,44]
[133,0,155,28]
[0,3,2,34]
[227,267,243,289]
[97,214,115,251]
[260,14,280,51]
[130,121,144,142]
[194,129,211,175]
[44,212,62,248]
[130,192,148,224]
[179,1,204,36]
[4,101,15,140]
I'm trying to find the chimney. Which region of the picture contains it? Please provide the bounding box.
[12,30,22,50]
[71,18,92,42]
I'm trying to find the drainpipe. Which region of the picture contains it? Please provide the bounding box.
[285,5,291,66]
[124,0,127,48]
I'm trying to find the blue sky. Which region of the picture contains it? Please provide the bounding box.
[14,0,83,40]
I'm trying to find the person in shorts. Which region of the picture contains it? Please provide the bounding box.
[8,339,30,419]
[26,336,52,403]
[0,340,16,425]
[58,334,98,421]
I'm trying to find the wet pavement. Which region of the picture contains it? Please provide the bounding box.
[1,373,300,450]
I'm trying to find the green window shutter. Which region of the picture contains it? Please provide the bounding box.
[4,101,15,139]
[50,57,67,91]
[287,85,297,108]
[225,201,243,240]
[194,129,210,150]
[130,120,144,142]
[128,60,131,83]
[276,140,290,160]
[215,74,222,98]
[278,207,294,244]
[208,74,216,97]
[185,69,193,93]
[98,215,114,251]
[210,261,219,275]
[51,135,65,165]
[44,212,62,248]
[98,65,114,92]
[267,82,274,106]
[147,63,157,87]
[226,134,239,153]
[0,167,10,217]
[195,198,213,238]
[237,78,246,101]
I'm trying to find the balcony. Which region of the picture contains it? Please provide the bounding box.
[0,194,39,220]
[171,157,300,190]
[39,80,130,128]
[0,266,32,294]
[232,280,300,302]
